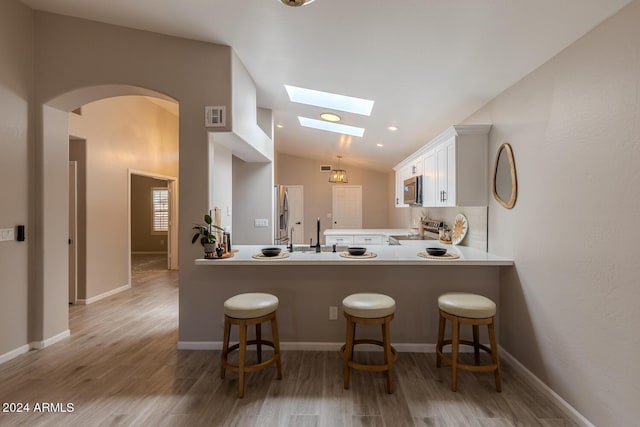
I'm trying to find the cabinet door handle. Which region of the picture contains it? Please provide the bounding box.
[443,191,447,202]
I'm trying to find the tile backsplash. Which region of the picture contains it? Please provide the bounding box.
[409,206,488,251]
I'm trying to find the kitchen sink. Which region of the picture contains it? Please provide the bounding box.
[290,245,348,253]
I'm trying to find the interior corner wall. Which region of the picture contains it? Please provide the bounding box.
[462,1,640,425]
[208,141,233,230]
[0,0,33,357]
[276,153,389,243]
[32,11,232,345]
[232,156,273,245]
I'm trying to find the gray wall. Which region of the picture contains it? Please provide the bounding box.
[131,175,168,253]
[462,2,640,425]
[232,156,273,245]
[276,152,389,243]
[0,0,33,357]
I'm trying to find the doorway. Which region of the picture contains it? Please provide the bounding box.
[68,161,78,304]
[332,185,363,229]
[129,170,178,287]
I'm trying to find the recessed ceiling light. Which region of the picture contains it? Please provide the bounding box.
[388,125,398,131]
[298,116,365,137]
[276,123,284,128]
[285,85,374,116]
[377,143,384,147]
[320,112,341,122]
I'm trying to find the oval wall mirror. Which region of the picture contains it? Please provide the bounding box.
[493,143,517,209]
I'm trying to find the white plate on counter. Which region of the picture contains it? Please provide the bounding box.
[452,213,468,245]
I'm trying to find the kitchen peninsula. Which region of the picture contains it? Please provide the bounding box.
[189,242,513,350]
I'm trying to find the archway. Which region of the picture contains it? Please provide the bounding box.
[31,85,180,347]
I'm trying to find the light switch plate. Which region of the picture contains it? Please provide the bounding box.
[0,228,15,242]
[254,219,269,227]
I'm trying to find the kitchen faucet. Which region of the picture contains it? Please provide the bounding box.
[287,227,294,252]
[309,217,321,252]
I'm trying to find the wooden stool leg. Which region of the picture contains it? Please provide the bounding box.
[256,323,262,364]
[238,321,247,398]
[270,315,283,379]
[451,317,460,392]
[221,317,231,379]
[472,324,480,365]
[488,319,502,392]
[343,316,355,390]
[382,318,393,394]
[436,311,446,368]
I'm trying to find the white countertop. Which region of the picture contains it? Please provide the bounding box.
[324,228,412,236]
[194,240,513,266]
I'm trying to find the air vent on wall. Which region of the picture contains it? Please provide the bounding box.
[320,165,332,173]
[205,106,226,127]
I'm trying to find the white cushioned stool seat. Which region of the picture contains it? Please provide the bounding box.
[438,292,496,319]
[342,293,396,318]
[224,292,279,319]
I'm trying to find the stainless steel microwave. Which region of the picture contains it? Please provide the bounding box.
[403,175,422,205]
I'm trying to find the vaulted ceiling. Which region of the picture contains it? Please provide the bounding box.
[22,0,632,171]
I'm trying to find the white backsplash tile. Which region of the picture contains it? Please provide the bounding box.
[409,206,488,251]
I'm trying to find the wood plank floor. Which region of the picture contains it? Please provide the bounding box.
[0,255,577,427]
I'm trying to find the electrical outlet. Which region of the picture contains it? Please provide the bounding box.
[329,306,338,320]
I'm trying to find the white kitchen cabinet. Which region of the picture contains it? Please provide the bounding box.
[325,235,354,245]
[354,235,384,245]
[421,125,491,207]
[394,156,423,207]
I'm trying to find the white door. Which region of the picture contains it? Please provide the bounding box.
[332,185,362,229]
[285,185,304,244]
[68,161,78,304]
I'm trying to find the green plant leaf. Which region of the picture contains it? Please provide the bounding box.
[204,214,213,225]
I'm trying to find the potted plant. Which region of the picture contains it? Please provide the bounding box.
[192,213,224,257]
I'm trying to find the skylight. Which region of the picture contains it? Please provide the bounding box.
[298,117,365,137]
[285,85,374,116]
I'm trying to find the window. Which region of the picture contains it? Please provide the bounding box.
[152,188,169,233]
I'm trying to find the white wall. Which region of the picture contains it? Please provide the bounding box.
[463,2,640,425]
[0,0,33,358]
[68,96,178,300]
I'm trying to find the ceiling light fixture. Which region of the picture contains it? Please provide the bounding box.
[285,85,374,116]
[276,123,284,128]
[329,156,348,184]
[388,125,398,131]
[298,117,364,137]
[320,112,341,122]
[279,0,316,6]
[377,143,384,147]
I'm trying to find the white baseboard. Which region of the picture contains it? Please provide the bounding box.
[30,329,71,350]
[77,283,131,305]
[500,347,594,427]
[0,344,30,365]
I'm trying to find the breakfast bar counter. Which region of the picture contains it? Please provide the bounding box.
[185,241,513,349]
[194,241,513,267]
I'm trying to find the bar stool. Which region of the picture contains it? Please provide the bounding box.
[220,292,282,398]
[436,292,502,392]
[341,293,398,394]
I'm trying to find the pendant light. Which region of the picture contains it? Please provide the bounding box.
[329,155,348,183]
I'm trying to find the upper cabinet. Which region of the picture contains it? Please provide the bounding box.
[394,155,424,207]
[394,124,491,208]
